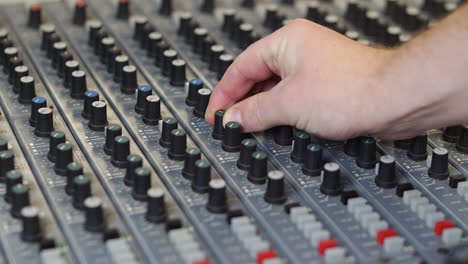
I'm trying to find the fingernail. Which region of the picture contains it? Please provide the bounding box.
[224,108,242,126]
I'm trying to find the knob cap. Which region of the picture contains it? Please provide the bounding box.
[320,162,342,196]
[302,144,322,176]
[182,147,201,180]
[206,179,228,213]
[407,134,428,161]
[113,55,128,82]
[170,59,186,87]
[273,126,293,146]
[290,131,311,163]
[168,129,187,161]
[443,125,462,143]
[159,117,178,148]
[124,154,142,186]
[112,136,130,168]
[162,49,177,76]
[356,137,378,169]
[0,150,14,183]
[82,91,99,119]
[70,70,87,99]
[121,65,138,94]
[40,24,55,50]
[375,155,397,188]
[193,88,211,118]
[11,184,30,218]
[132,167,151,201]
[104,124,122,155]
[66,162,83,195]
[217,54,234,80]
[211,110,225,140]
[21,206,41,242]
[73,175,91,210]
[428,147,449,180]
[159,0,172,15]
[19,76,36,104]
[192,160,211,193]
[30,97,47,127]
[456,125,468,154]
[264,170,286,204]
[73,1,87,26]
[88,101,108,131]
[146,187,167,223]
[186,78,203,106]
[146,32,163,57]
[135,85,152,114]
[27,4,42,29]
[116,0,130,20]
[13,65,29,94]
[344,137,360,157]
[143,95,161,125]
[222,121,241,152]
[34,107,54,137]
[5,170,22,203]
[84,196,105,232]
[54,143,74,176]
[47,131,66,162]
[248,151,268,184]
[237,139,257,170]
[64,60,80,88]
[3,47,18,70]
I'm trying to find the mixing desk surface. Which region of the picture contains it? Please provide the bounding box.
[0,0,466,263]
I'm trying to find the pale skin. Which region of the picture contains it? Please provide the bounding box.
[205,4,468,141]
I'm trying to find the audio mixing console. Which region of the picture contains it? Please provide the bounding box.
[0,0,466,263]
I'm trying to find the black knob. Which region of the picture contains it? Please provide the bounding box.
[87,20,102,46]
[290,131,311,163]
[320,162,343,196]
[264,5,278,29]
[143,95,161,126]
[242,0,255,8]
[19,76,36,104]
[27,4,42,29]
[264,171,286,204]
[66,162,83,196]
[385,26,401,46]
[160,117,178,148]
[192,27,208,54]
[0,39,14,65]
[344,137,360,157]
[170,59,186,87]
[192,160,211,193]
[5,170,22,203]
[0,138,7,151]
[113,55,128,82]
[64,60,80,88]
[444,125,462,143]
[58,51,73,78]
[84,196,105,232]
[104,124,122,155]
[168,129,187,161]
[11,184,30,218]
[212,110,225,140]
[186,78,203,106]
[124,154,142,186]
[29,97,47,127]
[407,134,428,161]
[154,41,169,67]
[48,131,66,162]
[248,151,268,184]
[88,101,108,132]
[159,0,172,15]
[177,12,192,36]
[456,125,468,154]
[185,20,200,44]
[428,147,449,180]
[116,0,130,20]
[206,179,228,213]
[146,187,167,223]
[201,36,216,62]
[73,175,91,210]
[7,56,23,79]
[82,91,99,119]
[273,126,293,146]
[99,37,115,63]
[193,88,211,118]
[21,206,41,242]
[222,9,236,33]
[209,45,225,72]
[135,85,152,114]
[375,155,397,188]
[73,1,87,25]
[40,24,55,50]
[200,0,214,13]
[132,167,151,201]
[132,16,148,42]
[112,136,130,168]
[302,144,323,176]
[356,137,378,169]
[46,34,61,59]
[182,148,201,180]
[70,70,87,99]
[121,65,138,94]
[394,139,412,150]
[237,139,257,170]
[51,42,67,69]
[13,65,29,94]
[106,46,121,73]
[222,121,241,152]
[146,32,162,57]
[2,47,18,70]
[0,150,14,183]
[54,143,74,176]
[237,23,253,49]
[162,49,178,75]
[217,54,234,80]
[34,107,54,137]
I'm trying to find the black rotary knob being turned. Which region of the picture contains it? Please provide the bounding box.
[407,133,428,161]
[192,160,211,193]
[237,139,257,170]
[124,154,142,186]
[34,107,54,137]
[73,175,91,210]
[54,143,74,176]
[47,131,66,163]
[428,147,449,180]
[356,137,378,169]
[212,110,225,140]
[186,78,203,106]
[135,85,152,114]
[456,125,468,154]
[88,101,108,132]
[222,122,241,152]
[290,131,311,163]
[18,76,36,104]
[248,151,268,184]
[320,162,343,196]
[443,125,462,143]
[104,124,122,155]
[168,129,187,161]
[82,91,99,119]
[273,126,293,146]
[84,196,105,232]
[264,170,286,204]
[159,117,178,148]
[182,148,201,180]
[302,144,323,176]
[206,179,228,213]
[21,206,41,242]
[193,88,211,118]
[143,95,161,125]
[375,155,397,188]
[146,187,167,223]
[66,162,83,196]
[0,150,14,183]
[112,136,130,168]
[30,97,47,127]
[132,167,152,201]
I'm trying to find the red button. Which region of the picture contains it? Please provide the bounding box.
[376,229,396,245]
[75,1,87,7]
[434,220,455,236]
[318,239,338,255]
[30,4,41,11]
[257,249,277,264]
[192,260,210,264]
